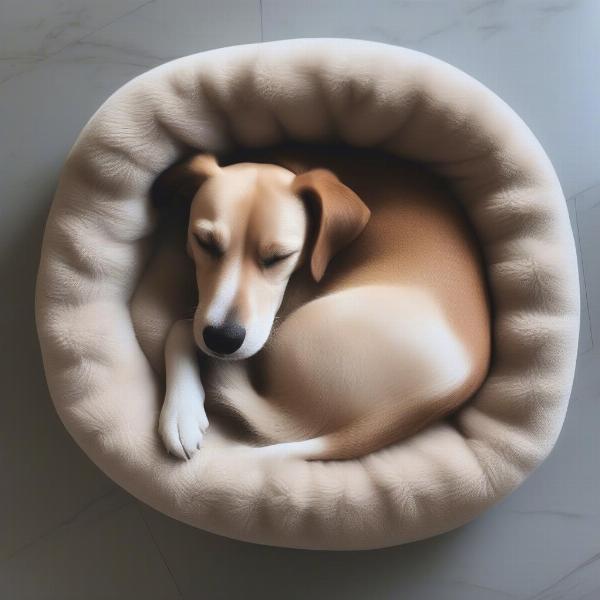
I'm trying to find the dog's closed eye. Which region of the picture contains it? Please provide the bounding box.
[260,250,297,269]
[194,233,224,259]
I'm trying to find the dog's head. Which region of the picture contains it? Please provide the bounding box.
[152,153,370,359]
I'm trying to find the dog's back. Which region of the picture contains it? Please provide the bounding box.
[273,145,491,398]
[323,151,491,406]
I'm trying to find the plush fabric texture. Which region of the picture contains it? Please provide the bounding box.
[35,39,579,550]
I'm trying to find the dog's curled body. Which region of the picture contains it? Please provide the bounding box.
[209,285,474,460]
[201,148,491,460]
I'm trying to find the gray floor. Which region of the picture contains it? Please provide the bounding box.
[1,1,599,599]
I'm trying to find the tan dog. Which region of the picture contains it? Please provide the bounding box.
[151,146,491,460]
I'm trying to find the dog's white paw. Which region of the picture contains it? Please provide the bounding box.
[158,396,209,460]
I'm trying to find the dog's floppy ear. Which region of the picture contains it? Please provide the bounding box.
[292,169,371,282]
[151,153,221,212]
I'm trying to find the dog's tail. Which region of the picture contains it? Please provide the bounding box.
[252,389,470,461]
[251,410,433,461]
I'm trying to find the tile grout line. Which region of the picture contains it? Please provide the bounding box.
[571,181,600,200]
[1,487,131,564]
[526,550,600,600]
[136,504,185,600]
[259,0,264,41]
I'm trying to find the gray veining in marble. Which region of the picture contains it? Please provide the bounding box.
[1,1,598,598]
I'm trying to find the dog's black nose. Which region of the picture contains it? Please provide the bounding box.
[203,323,246,355]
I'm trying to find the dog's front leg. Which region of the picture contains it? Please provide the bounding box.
[159,319,209,460]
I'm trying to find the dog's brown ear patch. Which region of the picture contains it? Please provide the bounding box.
[151,153,220,212]
[293,169,371,282]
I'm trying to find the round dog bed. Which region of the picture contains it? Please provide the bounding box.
[36,38,579,550]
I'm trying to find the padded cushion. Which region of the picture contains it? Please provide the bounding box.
[35,39,579,550]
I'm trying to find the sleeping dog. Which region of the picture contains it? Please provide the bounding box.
[151,146,491,461]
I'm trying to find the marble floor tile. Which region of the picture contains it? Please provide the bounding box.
[0,497,182,600]
[60,0,262,70]
[0,0,155,83]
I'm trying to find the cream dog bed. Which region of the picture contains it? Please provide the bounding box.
[36,39,579,550]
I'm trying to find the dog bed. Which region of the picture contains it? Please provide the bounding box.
[36,39,579,550]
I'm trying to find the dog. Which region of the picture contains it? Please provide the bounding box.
[150,145,491,461]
